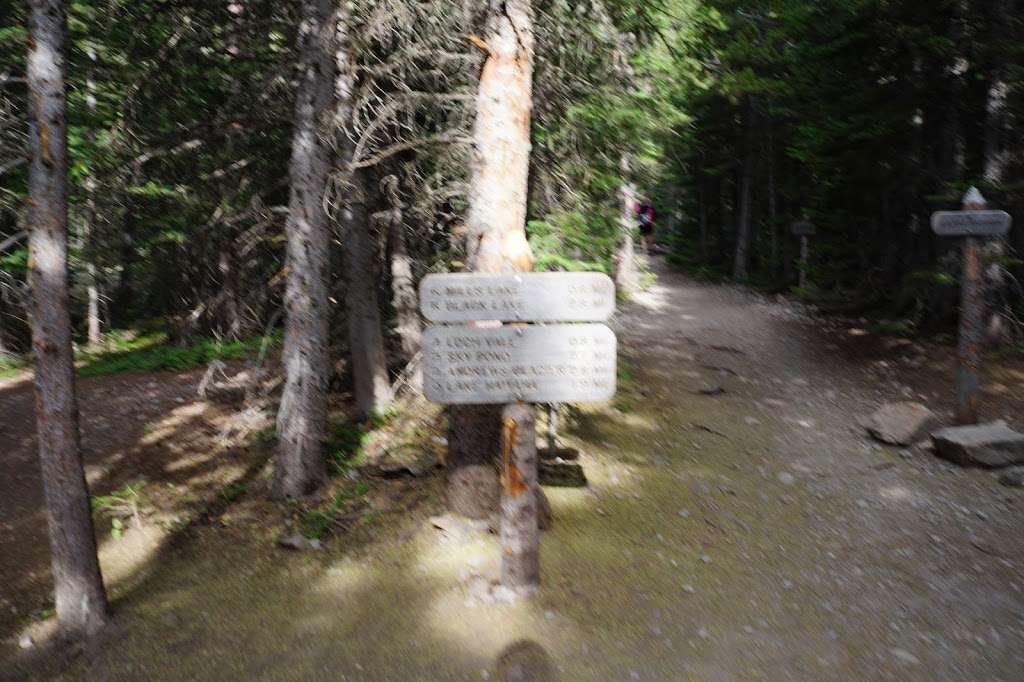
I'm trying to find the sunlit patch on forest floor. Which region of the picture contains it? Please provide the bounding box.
[3,256,1024,679]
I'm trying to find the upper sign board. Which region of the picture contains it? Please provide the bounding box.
[420,272,615,323]
[423,324,617,404]
[931,210,1011,237]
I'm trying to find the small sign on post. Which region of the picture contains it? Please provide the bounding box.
[931,188,1012,425]
[423,324,616,404]
[791,220,816,289]
[420,272,615,323]
[420,272,617,595]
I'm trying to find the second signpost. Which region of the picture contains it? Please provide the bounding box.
[420,271,618,594]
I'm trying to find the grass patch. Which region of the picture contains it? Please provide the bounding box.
[326,407,401,476]
[0,354,26,378]
[298,481,371,539]
[91,481,148,539]
[77,329,279,377]
[217,481,249,504]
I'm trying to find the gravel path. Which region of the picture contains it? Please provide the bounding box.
[609,257,1024,679]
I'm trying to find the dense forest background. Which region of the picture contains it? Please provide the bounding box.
[2,0,1022,362]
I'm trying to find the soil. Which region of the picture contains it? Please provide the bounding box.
[2,256,1023,680]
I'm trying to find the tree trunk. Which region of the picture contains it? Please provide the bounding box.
[614,155,638,292]
[339,170,393,418]
[272,0,337,500]
[982,0,1013,345]
[0,288,9,357]
[26,0,110,639]
[383,176,422,389]
[448,0,536,518]
[216,246,241,338]
[767,136,779,279]
[113,192,136,325]
[83,49,101,348]
[733,101,755,280]
[335,20,393,419]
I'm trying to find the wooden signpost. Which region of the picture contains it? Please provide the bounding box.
[931,187,1013,425]
[420,271,615,323]
[791,220,816,289]
[421,272,617,594]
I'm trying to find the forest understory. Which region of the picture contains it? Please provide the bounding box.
[2,256,1022,680]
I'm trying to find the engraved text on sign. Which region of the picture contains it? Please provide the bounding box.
[423,324,617,404]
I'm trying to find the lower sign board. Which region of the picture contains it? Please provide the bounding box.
[419,272,615,323]
[931,210,1012,237]
[423,324,617,404]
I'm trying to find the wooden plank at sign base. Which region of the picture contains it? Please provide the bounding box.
[931,210,1011,237]
[423,324,617,404]
[419,272,615,323]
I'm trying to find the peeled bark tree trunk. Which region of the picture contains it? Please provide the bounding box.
[26,0,110,639]
[335,21,393,419]
[614,155,638,292]
[272,0,337,500]
[447,0,536,518]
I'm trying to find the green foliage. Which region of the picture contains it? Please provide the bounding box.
[298,481,371,540]
[0,355,26,378]
[528,212,618,273]
[217,482,249,504]
[77,330,279,377]
[91,481,148,539]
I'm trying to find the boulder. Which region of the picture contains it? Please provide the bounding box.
[932,422,1024,468]
[998,467,1024,488]
[866,402,940,446]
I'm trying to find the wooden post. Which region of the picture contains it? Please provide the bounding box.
[500,402,540,592]
[799,235,810,290]
[546,403,557,454]
[956,188,987,425]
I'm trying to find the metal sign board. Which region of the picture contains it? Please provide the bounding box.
[931,210,1011,237]
[420,272,615,323]
[423,324,617,404]
[791,221,816,236]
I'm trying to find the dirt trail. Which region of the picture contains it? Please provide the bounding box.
[4,257,1024,680]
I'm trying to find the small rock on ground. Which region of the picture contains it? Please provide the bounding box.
[998,466,1024,488]
[866,402,939,446]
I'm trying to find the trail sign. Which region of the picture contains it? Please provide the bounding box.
[931,210,1011,237]
[423,324,617,404]
[931,188,1013,425]
[420,272,615,323]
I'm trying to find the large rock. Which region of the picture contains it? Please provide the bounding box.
[932,422,1024,468]
[866,402,940,446]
